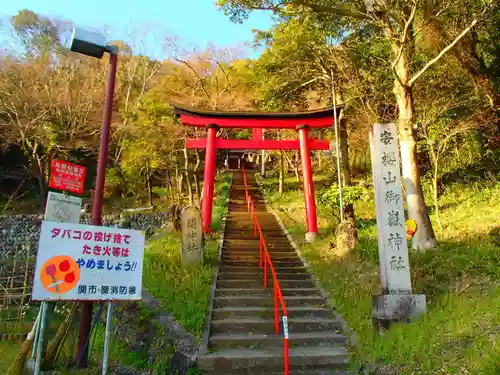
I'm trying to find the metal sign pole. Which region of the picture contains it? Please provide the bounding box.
[101,302,113,375]
[331,74,344,221]
[30,308,42,360]
[33,302,47,375]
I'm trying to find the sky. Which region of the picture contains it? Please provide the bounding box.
[1,0,274,58]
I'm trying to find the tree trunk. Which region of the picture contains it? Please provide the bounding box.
[433,151,442,229]
[393,50,437,250]
[174,157,182,205]
[284,153,299,183]
[295,153,301,183]
[338,116,356,230]
[261,150,266,177]
[279,151,285,195]
[183,146,193,205]
[145,163,153,207]
[165,168,175,202]
[194,150,201,204]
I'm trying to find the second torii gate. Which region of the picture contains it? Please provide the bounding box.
[173,104,343,242]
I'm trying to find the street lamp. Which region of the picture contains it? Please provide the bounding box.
[69,27,118,369]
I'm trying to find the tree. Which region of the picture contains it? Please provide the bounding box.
[0,55,107,196]
[11,9,60,54]
[218,0,495,249]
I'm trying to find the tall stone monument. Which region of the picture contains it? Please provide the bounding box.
[369,123,426,330]
[180,206,204,266]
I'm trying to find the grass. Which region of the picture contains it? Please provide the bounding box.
[142,233,219,337]
[262,172,500,374]
[0,341,22,372]
[142,172,232,337]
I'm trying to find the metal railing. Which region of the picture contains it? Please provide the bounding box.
[242,168,289,375]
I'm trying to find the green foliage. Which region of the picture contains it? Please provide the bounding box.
[143,233,218,336]
[152,186,170,198]
[143,173,231,336]
[235,129,251,139]
[319,184,366,220]
[320,184,365,208]
[268,173,500,373]
[11,9,60,53]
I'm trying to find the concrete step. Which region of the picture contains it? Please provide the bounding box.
[219,265,307,272]
[218,271,311,280]
[224,233,285,237]
[221,260,304,267]
[216,279,316,289]
[222,251,297,258]
[221,258,302,265]
[214,296,327,308]
[222,253,300,261]
[210,317,343,334]
[224,236,290,243]
[224,224,283,231]
[223,238,291,244]
[222,246,296,252]
[198,345,349,372]
[211,307,332,320]
[224,228,285,233]
[271,371,351,375]
[208,331,348,350]
[215,288,321,297]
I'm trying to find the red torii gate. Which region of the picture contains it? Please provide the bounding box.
[173,104,343,242]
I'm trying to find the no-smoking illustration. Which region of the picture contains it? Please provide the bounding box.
[40,256,80,294]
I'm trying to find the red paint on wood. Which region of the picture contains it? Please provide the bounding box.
[202,127,217,233]
[179,114,333,129]
[298,127,318,234]
[186,139,330,151]
[252,128,263,140]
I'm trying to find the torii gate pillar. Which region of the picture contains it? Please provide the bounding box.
[202,125,218,232]
[297,125,318,242]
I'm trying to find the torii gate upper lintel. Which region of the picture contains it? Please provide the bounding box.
[173,104,344,242]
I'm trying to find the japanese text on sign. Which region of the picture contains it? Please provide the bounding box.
[370,123,412,293]
[32,220,145,301]
[49,160,87,195]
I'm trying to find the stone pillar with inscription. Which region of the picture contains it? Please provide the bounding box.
[181,206,204,266]
[369,123,426,331]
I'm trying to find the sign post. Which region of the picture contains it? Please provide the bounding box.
[32,162,87,375]
[31,221,144,373]
[369,124,426,330]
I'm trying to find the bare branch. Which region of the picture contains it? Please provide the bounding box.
[409,7,488,86]
[173,57,213,104]
[391,1,418,71]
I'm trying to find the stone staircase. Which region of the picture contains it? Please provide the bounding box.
[198,171,350,374]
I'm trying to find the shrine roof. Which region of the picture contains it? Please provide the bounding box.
[172,104,344,129]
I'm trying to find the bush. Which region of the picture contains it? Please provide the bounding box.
[319,184,366,220]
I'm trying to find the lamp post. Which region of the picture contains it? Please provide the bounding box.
[69,28,118,368]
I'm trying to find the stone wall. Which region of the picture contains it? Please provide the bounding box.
[0,212,172,256]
